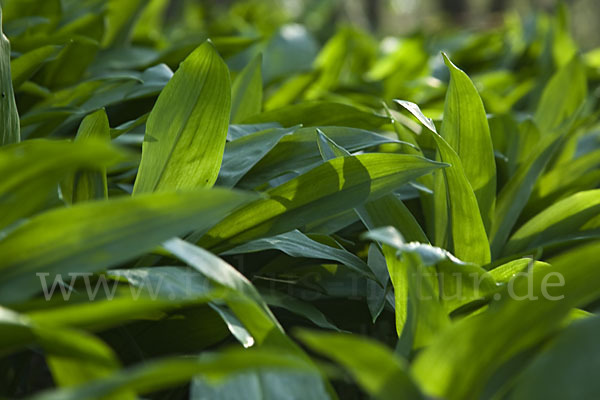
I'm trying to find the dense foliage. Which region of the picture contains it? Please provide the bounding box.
[2,1,600,399]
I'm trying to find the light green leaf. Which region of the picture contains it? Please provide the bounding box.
[133,41,231,194]
[0,139,125,230]
[490,126,563,257]
[30,348,315,400]
[244,101,389,129]
[11,44,61,89]
[200,153,446,252]
[240,126,402,189]
[511,315,600,400]
[162,238,283,345]
[412,240,600,400]
[0,188,256,303]
[396,100,491,265]
[364,228,451,348]
[0,14,20,145]
[191,370,330,400]
[440,54,496,232]
[102,0,145,48]
[534,56,587,134]
[297,330,423,400]
[231,53,263,123]
[61,109,111,203]
[504,189,600,255]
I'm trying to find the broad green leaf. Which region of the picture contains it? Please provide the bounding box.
[27,287,213,331]
[511,315,600,400]
[534,56,586,134]
[260,288,341,331]
[30,349,315,400]
[133,41,231,194]
[102,0,145,48]
[200,153,446,252]
[396,100,491,265]
[38,35,100,89]
[244,101,389,129]
[297,330,423,400]
[231,53,263,123]
[223,229,374,279]
[0,307,131,394]
[42,329,126,390]
[529,147,600,214]
[216,126,297,188]
[367,227,497,311]
[191,370,330,400]
[239,126,403,189]
[357,195,429,244]
[488,258,551,284]
[412,240,600,400]
[504,189,600,255]
[0,13,20,145]
[364,228,451,348]
[10,44,61,89]
[0,188,256,303]
[440,54,496,232]
[490,125,564,257]
[61,109,111,203]
[0,139,125,230]
[162,239,331,386]
[162,238,284,345]
[161,238,332,398]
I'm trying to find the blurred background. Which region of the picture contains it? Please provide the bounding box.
[163,0,600,49]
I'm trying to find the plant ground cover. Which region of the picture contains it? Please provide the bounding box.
[1,1,600,399]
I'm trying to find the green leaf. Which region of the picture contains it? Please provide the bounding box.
[511,315,600,400]
[102,0,146,48]
[504,189,600,255]
[0,14,20,145]
[10,44,61,89]
[216,126,297,188]
[200,153,446,252]
[0,188,256,303]
[490,125,563,257]
[0,139,125,230]
[223,229,374,279]
[316,128,349,160]
[191,370,330,400]
[297,330,423,400]
[162,238,283,345]
[357,194,429,244]
[0,307,131,394]
[244,101,389,129]
[260,288,341,331]
[133,41,231,194]
[30,348,315,400]
[412,240,600,400]
[396,100,491,265]
[38,35,100,89]
[534,56,587,134]
[239,126,402,189]
[440,54,496,232]
[231,53,263,123]
[364,228,451,348]
[61,109,111,203]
